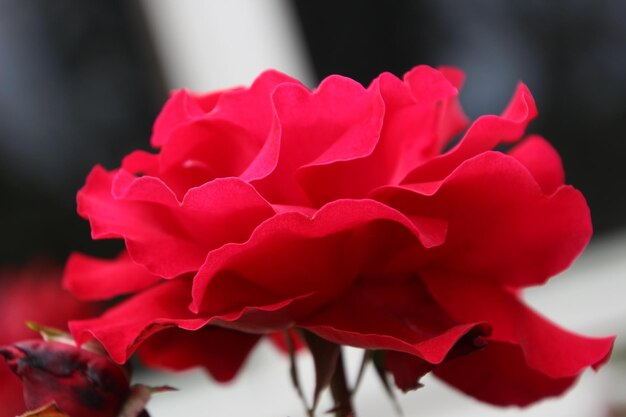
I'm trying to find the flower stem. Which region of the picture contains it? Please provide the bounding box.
[329,348,355,417]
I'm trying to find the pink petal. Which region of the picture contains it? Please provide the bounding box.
[508,134,565,194]
[191,199,447,315]
[404,65,469,153]
[69,278,209,364]
[402,82,537,184]
[151,88,227,148]
[295,68,467,206]
[69,276,300,364]
[63,251,161,301]
[151,73,289,149]
[152,70,302,198]
[435,66,469,149]
[137,326,260,382]
[251,75,385,206]
[422,273,615,379]
[77,166,275,277]
[374,151,592,287]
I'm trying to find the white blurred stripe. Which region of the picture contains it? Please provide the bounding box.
[140,0,314,92]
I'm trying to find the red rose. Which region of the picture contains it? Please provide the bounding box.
[0,265,96,417]
[65,66,614,406]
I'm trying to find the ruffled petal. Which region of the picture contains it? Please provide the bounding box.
[77,166,275,277]
[374,151,592,287]
[251,75,385,206]
[63,251,161,301]
[151,88,225,148]
[295,67,467,206]
[404,65,469,153]
[402,82,537,184]
[137,326,260,382]
[508,134,565,195]
[191,199,447,316]
[150,70,298,149]
[69,278,209,364]
[300,279,489,364]
[152,71,302,199]
[421,274,614,379]
[434,342,576,406]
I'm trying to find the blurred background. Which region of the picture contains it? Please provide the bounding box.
[0,0,624,416]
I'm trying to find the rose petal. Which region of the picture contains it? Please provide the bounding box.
[69,278,208,364]
[151,70,302,198]
[151,89,225,148]
[78,167,275,277]
[251,75,385,206]
[152,71,289,149]
[63,251,161,301]
[70,278,306,363]
[300,279,489,364]
[434,342,576,406]
[375,151,592,287]
[191,199,447,315]
[295,67,467,206]
[137,326,259,382]
[402,82,537,184]
[508,134,565,194]
[404,65,469,153]
[421,274,615,378]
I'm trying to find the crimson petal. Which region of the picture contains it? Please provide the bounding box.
[374,151,592,287]
[77,167,275,277]
[402,82,537,184]
[434,342,576,406]
[301,279,489,365]
[137,326,259,382]
[63,251,160,301]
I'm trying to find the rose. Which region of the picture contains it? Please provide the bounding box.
[1,339,130,417]
[65,66,614,406]
[0,265,97,417]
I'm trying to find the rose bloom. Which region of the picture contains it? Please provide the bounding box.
[65,66,614,406]
[0,265,97,417]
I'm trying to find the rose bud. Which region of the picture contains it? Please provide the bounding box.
[0,339,131,417]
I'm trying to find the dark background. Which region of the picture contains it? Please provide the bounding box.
[1,0,625,266]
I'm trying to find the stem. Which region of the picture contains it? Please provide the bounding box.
[329,348,355,417]
[285,331,313,417]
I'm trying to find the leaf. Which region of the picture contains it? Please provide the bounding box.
[372,351,402,415]
[301,330,341,413]
[26,322,74,344]
[26,322,107,355]
[17,402,70,417]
